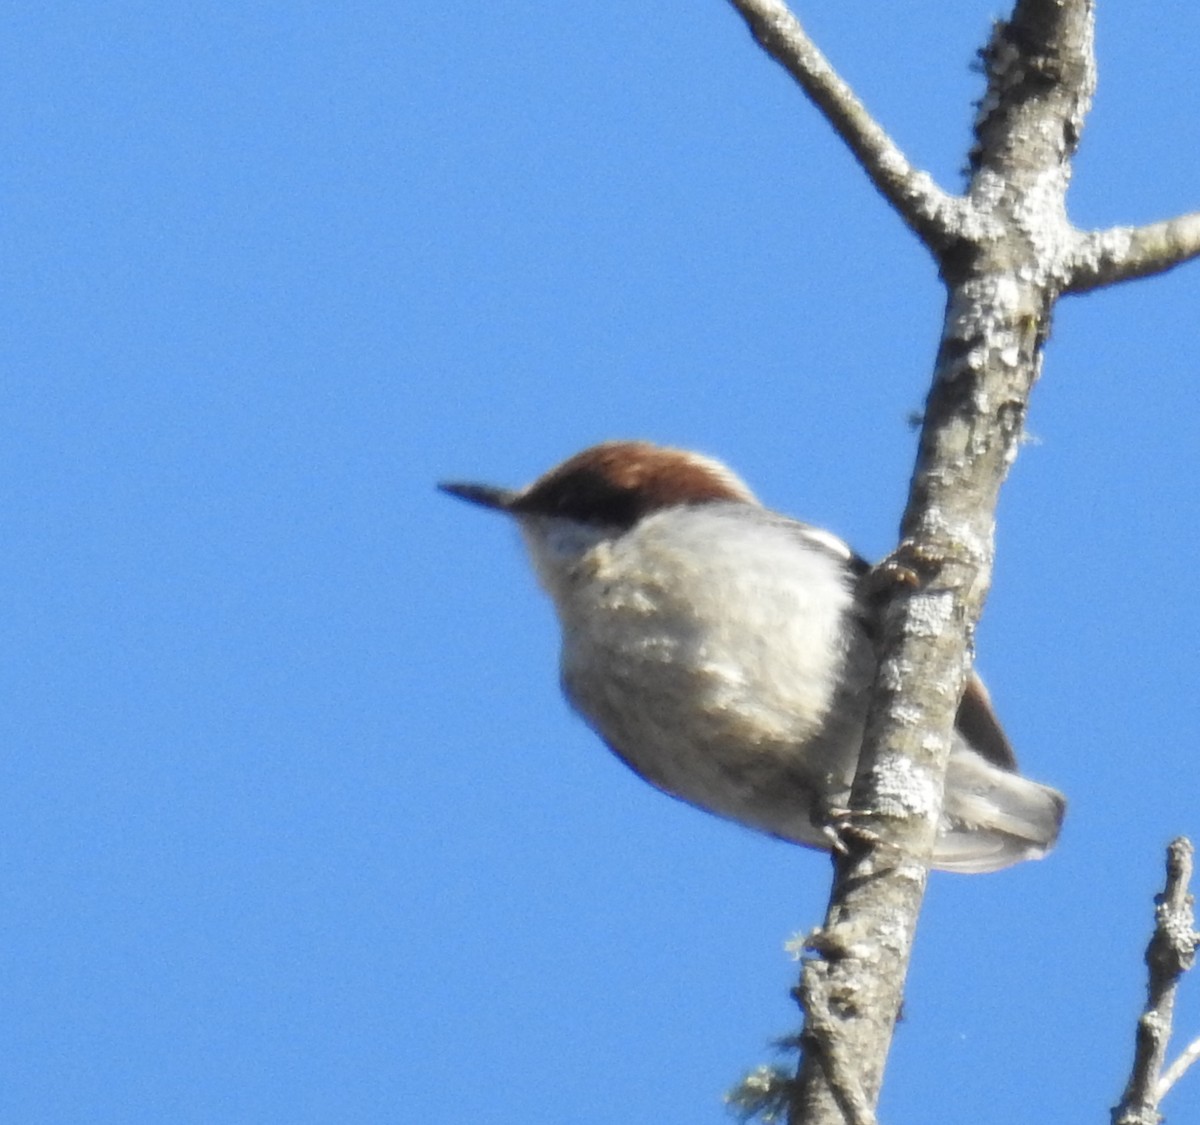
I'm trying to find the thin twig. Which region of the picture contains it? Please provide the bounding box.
[1158,1034,1200,1101]
[1063,213,1200,292]
[725,0,966,250]
[1112,838,1199,1125]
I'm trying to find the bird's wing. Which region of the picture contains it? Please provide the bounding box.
[953,671,1018,770]
[824,530,1020,772]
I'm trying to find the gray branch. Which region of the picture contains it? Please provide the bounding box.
[783,7,1097,1122]
[1158,1035,1200,1102]
[720,0,1106,1122]
[1063,213,1200,292]
[718,0,1198,1120]
[726,0,966,250]
[798,959,878,1125]
[1113,838,1200,1125]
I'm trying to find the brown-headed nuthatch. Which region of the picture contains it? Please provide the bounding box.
[441,440,1064,873]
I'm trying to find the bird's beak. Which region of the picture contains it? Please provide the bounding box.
[437,480,518,513]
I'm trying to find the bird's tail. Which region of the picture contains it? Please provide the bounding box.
[932,752,1066,874]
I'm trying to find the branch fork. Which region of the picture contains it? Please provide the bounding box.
[720,1,1200,1122]
[729,0,1200,291]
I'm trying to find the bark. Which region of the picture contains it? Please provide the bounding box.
[722,1,1200,1121]
[1113,839,1199,1125]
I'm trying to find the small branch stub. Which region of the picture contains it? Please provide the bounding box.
[1112,838,1200,1125]
[1064,213,1200,292]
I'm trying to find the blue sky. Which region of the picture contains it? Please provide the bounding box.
[6,3,1199,1122]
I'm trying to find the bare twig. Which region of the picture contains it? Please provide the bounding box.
[1158,1034,1200,1101]
[1113,838,1200,1125]
[1063,213,1200,292]
[725,0,965,249]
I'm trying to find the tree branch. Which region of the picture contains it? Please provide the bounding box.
[724,0,1195,1120]
[1113,838,1200,1125]
[752,2,1100,1122]
[725,0,965,251]
[1063,213,1200,292]
[1158,1035,1200,1102]
[798,961,878,1125]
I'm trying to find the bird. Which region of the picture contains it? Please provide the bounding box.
[440,440,1064,873]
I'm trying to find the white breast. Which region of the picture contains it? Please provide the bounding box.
[525,503,861,773]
